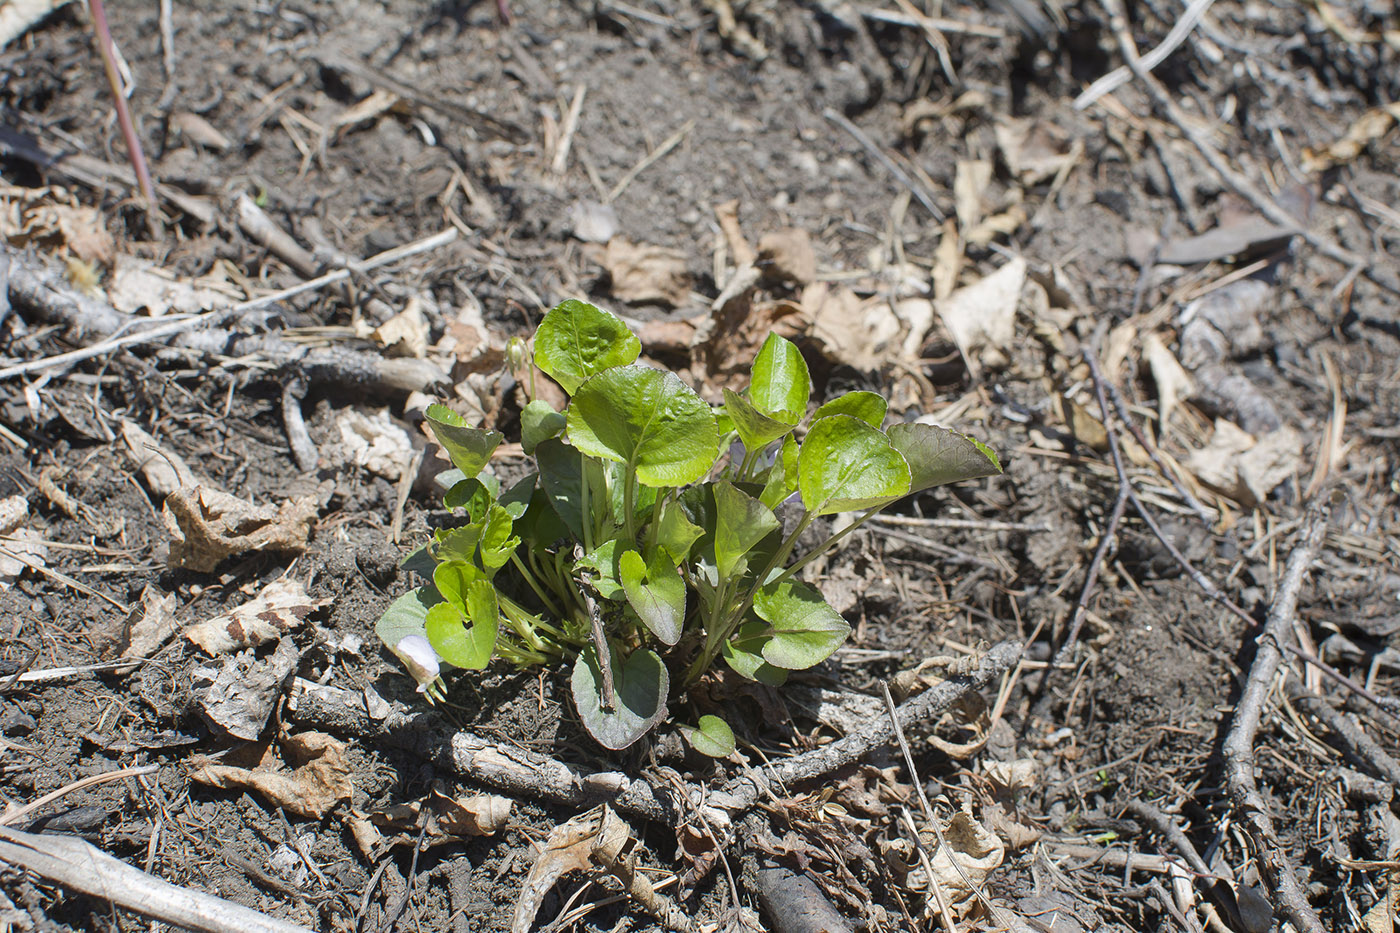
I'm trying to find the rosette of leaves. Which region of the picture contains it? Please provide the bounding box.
[377,299,1002,753]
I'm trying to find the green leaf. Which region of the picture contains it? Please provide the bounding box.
[656,499,703,563]
[444,477,494,519]
[567,366,719,487]
[534,299,640,394]
[478,505,520,571]
[723,388,796,452]
[399,546,437,579]
[797,415,911,515]
[514,487,570,548]
[713,480,779,579]
[886,422,1003,492]
[619,548,685,645]
[575,539,624,600]
[425,580,498,670]
[813,391,887,429]
[535,438,600,540]
[425,404,503,478]
[433,560,485,610]
[721,619,788,685]
[750,333,811,418]
[753,579,850,670]
[571,644,669,749]
[434,525,483,564]
[758,434,800,509]
[521,399,566,454]
[375,586,441,652]
[681,715,736,758]
[498,474,536,519]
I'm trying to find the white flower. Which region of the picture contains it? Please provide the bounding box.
[394,635,441,692]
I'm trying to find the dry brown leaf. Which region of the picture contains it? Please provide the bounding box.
[331,89,403,139]
[756,228,816,286]
[931,219,962,300]
[0,495,45,588]
[120,585,180,659]
[0,192,114,266]
[194,638,301,740]
[954,159,992,233]
[189,731,352,819]
[185,577,325,654]
[107,254,237,315]
[1301,104,1400,173]
[935,256,1025,378]
[335,409,415,480]
[1144,333,1195,428]
[803,283,902,372]
[170,112,231,150]
[429,787,512,837]
[513,807,630,933]
[995,118,1078,185]
[930,809,1005,903]
[601,237,689,306]
[696,297,804,382]
[164,487,318,572]
[373,298,429,358]
[121,420,199,498]
[984,759,1040,796]
[1187,421,1302,507]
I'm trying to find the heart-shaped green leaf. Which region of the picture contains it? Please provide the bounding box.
[571,644,669,749]
[534,299,640,394]
[722,619,788,685]
[521,399,567,454]
[443,477,494,518]
[619,548,685,645]
[723,388,796,453]
[425,404,503,478]
[750,333,810,418]
[434,525,483,564]
[424,579,498,670]
[813,391,887,429]
[375,586,441,653]
[713,480,779,578]
[886,422,1003,492]
[478,505,520,571]
[681,714,736,758]
[498,474,536,519]
[567,366,718,487]
[798,415,911,514]
[656,499,703,563]
[576,539,624,600]
[753,579,850,670]
[758,434,799,509]
[433,560,485,610]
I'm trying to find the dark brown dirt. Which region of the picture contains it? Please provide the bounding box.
[3,0,1399,930]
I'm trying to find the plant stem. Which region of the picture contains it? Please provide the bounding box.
[88,0,156,211]
[509,552,562,618]
[579,451,594,554]
[768,507,881,589]
[623,466,637,543]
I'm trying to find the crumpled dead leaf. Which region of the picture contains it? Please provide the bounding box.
[1301,103,1400,173]
[803,282,902,372]
[0,495,47,589]
[107,254,238,316]
[936,256,1025,378]
[0,190,114,266]
[995,118,1079,186]
[1144,333,1195,427]
[193,637,301,740]
[189,731,352,819]
[513,807,630,933]
[119,585,180,659]
[372,297,429,358]
[185,577,325,654]
[348,783,512,859]
[599,237,689,306]
[883,807,1005,908]
[163,487,318,572]
[1187,420,1303,507]
[984,759,1040,796]
[756,228,816,286]
[335,408,415,480]
[121,420,199,498]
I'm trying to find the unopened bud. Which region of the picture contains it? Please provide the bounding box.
[395,635,441,692]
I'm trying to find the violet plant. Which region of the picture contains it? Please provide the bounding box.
[377,300,1001,753]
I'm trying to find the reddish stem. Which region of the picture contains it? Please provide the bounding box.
[88,0,156,210]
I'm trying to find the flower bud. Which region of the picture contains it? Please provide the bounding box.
[394,635,441,692]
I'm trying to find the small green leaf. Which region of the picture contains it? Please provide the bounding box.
[576,539,624,600]
[375,586,441,653]
[571,644,669,749]
[425,580,498,670]
[656,499,703,563]
[534,299,641,394]
[513,487,570,548]
[886,422,1003,492]
[753,579,850,670]
[444,478,493,519]
[434,525,483,564]
[797,415,911,515]
[433,560,485,610]
[813,391,887,429]
[425,404,503,478]
[713,480,779,579]
[721,620,788,685]
[521,400,567,454]
[478,505,520,571]
[498,474,536,519]
[567,366,719,487]
[750,333,811,418]
[399,546,437,579]
[723,388,796,453]
[619,549,685,645]
[758,434,799,509]
[681,715,736,758]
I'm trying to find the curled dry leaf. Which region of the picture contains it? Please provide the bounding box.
[119,585,180,659]
[756,228,816,286]
[335,408,415,480]
[1187,420,1303,507]
[513,806,630,933]
[189,731,352,819]
[107,255,238,316]
[185,577,325,654]
[0,495,46,589]
[1301,103,1400,173]
[372,298,429,358]
[193,637,301,740]
[348,784,513,858]
[1144,333,1195,428]
[803,282,902,372]
[120,420,199,498]
[163,486,318,573]
[935,256,1025,378]
[913,809,1005,907]
[600,237,690,307]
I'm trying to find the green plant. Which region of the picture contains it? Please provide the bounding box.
[376,299,1001,753]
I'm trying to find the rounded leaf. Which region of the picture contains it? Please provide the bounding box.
[567,366,718,487]
[886,422,1003,492]
[797,415,911,515]
[813,391,887,429]
[723,388,796,453]
[713,480,779,579]
[424,579,498,670]
[754,579,850,670]
[534,299,640,394]
[571,645,669,750]
[376,587,441,655]
[682,715,736,758]
[619,548,685,645]
[425,404,503,478]
[520,399,567,454]
[750,333,811,418]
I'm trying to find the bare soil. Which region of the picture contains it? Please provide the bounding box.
[2,0,1399,931]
